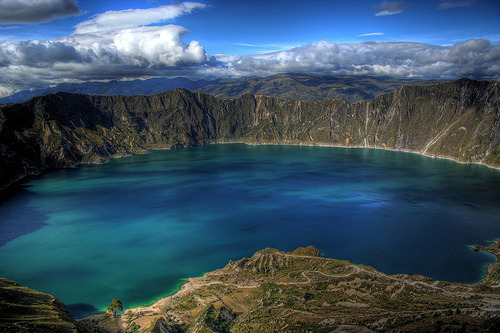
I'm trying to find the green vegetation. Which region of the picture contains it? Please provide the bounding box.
[107,298,123,317]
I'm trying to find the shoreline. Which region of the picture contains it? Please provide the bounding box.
[1,140,498,195]
[114,241,500,331]
[144,140,500,171]
[116,239,500,323]
[471,240,500,287]
[147,140,500,172]
[239,141,500,171]
[123,278,189,313]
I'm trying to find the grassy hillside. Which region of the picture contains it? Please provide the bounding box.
[0,278,86,332]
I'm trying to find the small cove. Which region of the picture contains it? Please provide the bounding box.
[0,144,499,318]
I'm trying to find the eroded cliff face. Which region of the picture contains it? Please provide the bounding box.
[0,79,498,190]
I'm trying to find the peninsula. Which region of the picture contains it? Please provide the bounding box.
[2,243,500,332]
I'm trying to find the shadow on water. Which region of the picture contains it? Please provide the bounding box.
[0,183,48,246]
[66,303,102,319]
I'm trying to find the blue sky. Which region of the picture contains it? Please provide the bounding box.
[0,0,499,97]
[3,0,500,53]
[187,0,500,54]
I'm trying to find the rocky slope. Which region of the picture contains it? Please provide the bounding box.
[0,278,86,332]
[80,243,500,332]
[0,78,498,190]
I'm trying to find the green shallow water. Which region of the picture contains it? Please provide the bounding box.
[0,144,499,318]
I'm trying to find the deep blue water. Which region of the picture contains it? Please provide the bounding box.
[0,144,499,318]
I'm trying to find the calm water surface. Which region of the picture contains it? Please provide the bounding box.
[0,144,499,317]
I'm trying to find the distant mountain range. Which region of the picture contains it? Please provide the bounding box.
[0,77,211,105]
[196,73,441,102]
[0,78,498,190]
[0,73,441,104]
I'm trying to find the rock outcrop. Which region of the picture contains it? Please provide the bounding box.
[0,278,86,332]
[0,79,498,190]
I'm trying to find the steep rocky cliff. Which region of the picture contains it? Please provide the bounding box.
[0,79,498,190]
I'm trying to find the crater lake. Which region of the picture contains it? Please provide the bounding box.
[1,144,499,318]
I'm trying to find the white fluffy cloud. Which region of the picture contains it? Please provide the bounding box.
[212,39,500,81]
[111,26,206,66]
[0,24,208,96]
[0,2,211,97]
[0,0,81,24]
[0,24,207,66]
[74,2,206,34]
[0,29,499,98]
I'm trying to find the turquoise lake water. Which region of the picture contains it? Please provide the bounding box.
[0,144,499,318]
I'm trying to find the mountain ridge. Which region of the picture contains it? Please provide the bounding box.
[0,73,441,105]
[0,78,498,191]
[195,73,442,102]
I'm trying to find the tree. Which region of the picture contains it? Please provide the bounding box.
[107,299,123,317]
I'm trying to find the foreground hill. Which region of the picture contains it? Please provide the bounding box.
[0,78,498,190]
[2,243,499,332]
[88,243,500,332]
[0,74,440,104]
[0,278,86,332]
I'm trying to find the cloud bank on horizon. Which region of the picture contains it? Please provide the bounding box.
[0,0,499,98]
